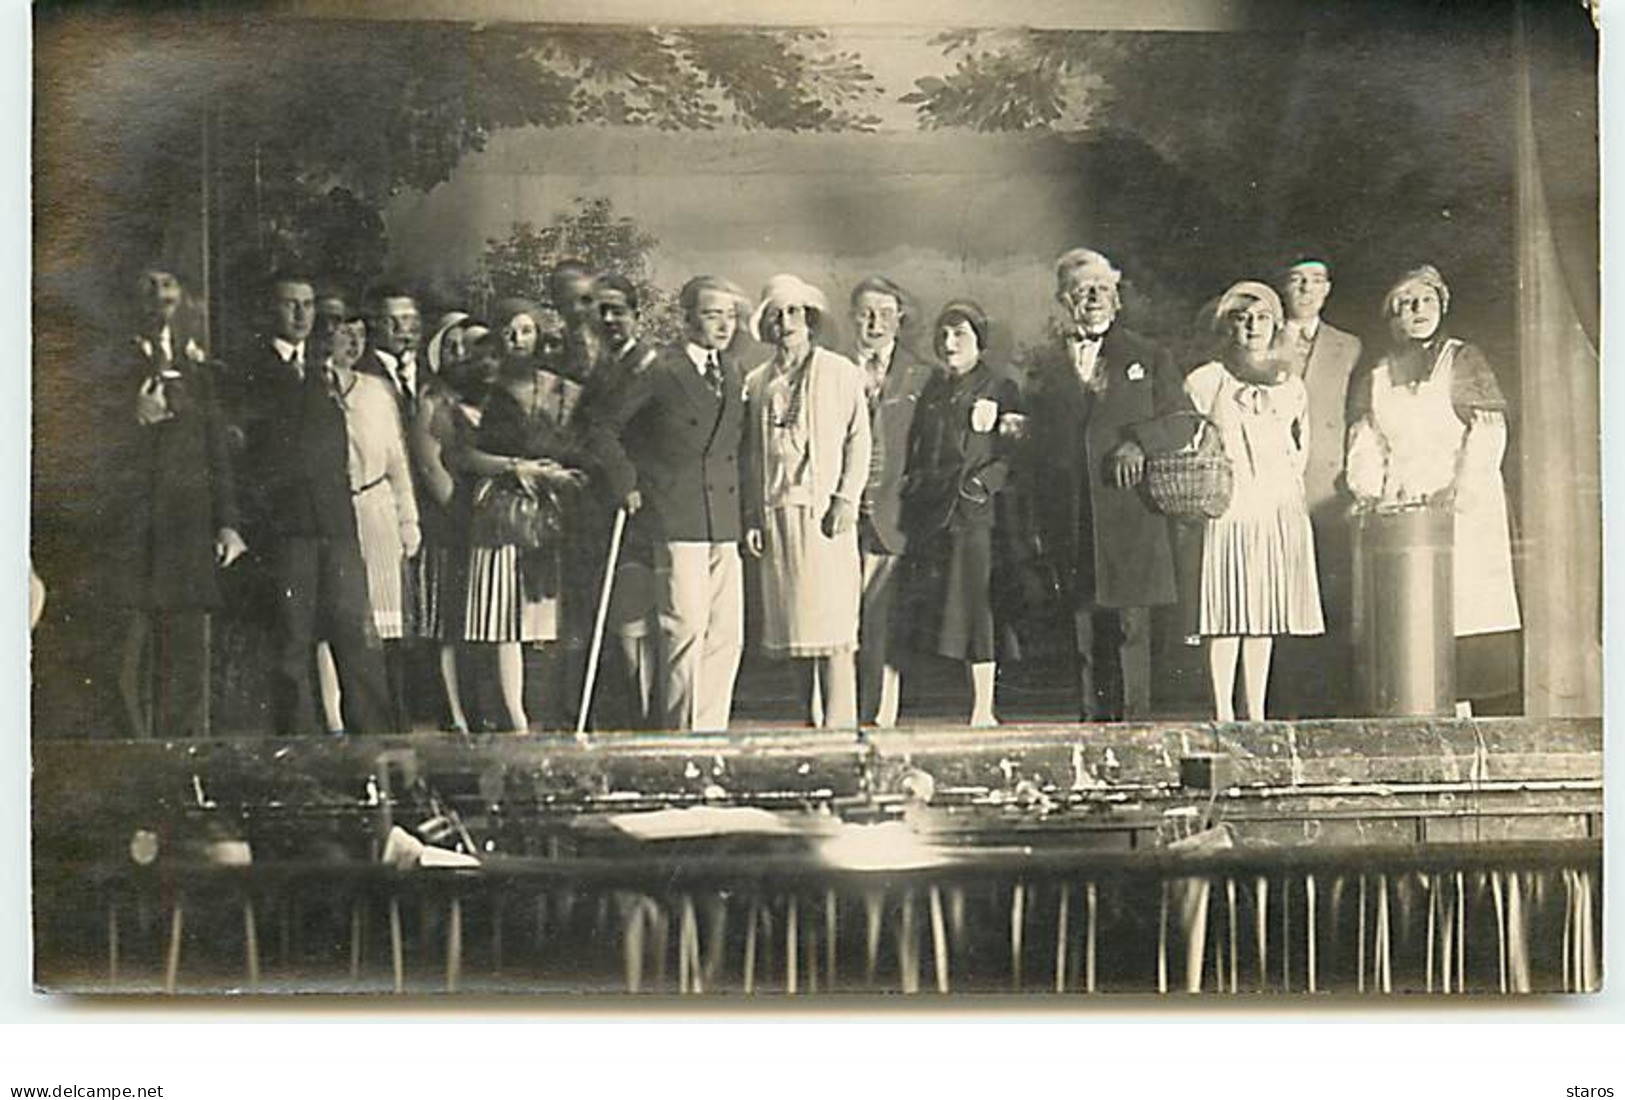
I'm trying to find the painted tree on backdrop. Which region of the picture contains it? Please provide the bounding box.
[467,198,685,350]
[196,21,880,338]
[901,27,1515,350]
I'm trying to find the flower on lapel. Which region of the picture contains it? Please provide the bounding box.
[184,338,207,363]
[970,397,998,433]
[1126,362,1146,382]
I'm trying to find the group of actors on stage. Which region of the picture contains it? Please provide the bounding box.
[90,247,1521,736]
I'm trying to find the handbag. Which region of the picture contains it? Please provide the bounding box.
[1145,413,1234,519]
[469,473,559,550]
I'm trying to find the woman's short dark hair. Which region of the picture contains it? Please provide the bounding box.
[933,299,990,359]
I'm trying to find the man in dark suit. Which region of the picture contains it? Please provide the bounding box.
[238,276,393,734]
[576,273,662,728]
[1026,248,1190,721]
[846,275,934,728]
[1275,256,1364,716]
[357,286,423,417]
[592,275,748,732]
[105,268,246,738]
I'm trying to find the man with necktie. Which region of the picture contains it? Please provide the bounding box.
[357,286,423,416]
[237,275,393,734]
[847,275,934,728]
[590,275,749,732]
[102,268,245,738]
[1273,255,1364,716]
[1025,248,1191,721]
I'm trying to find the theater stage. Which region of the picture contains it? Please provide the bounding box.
[31,718,1601,996]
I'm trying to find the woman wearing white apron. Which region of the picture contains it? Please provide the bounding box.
[1345,265,1521,707]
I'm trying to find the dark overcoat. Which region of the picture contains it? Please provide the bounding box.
[236,340,359,546]
[1024,326,1190,610]
[99,328,239,611]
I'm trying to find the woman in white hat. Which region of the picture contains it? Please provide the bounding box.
[1184,281,1324,721]
[742,274,872,729]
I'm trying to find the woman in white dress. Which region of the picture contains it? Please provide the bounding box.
[1184,281,1324,721]
[742,275,872,729]
[1344,265,1521,705]
[317,316,422,732]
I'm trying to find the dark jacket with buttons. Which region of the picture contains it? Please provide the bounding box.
[590,343,745,544]
[237,341,360,546]
[1024,326,1191,609]
[854,342,935,555]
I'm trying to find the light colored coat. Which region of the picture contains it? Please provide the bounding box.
[1293,321,1363,514]
[742,346,872,528]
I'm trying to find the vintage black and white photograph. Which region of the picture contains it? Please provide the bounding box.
[28,0,1601,998]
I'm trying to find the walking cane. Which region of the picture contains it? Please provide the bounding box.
[576,507,628,740]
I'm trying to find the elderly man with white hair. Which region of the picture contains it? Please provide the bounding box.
[1025,248,1190,722]
[741,274,872,730]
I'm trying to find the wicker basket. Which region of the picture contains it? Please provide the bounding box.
[1145,415,1233,519]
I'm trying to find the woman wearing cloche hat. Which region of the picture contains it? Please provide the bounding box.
[742,274,872,730]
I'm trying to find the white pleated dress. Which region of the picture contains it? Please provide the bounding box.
[1183,361,1325,637]
[340,372,420,640]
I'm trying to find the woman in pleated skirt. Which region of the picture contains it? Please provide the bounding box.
[455,300,586,733]
[1184,281,1324,721]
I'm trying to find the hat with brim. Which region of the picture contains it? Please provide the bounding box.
[749,274,829,343]
[426,310,471,373]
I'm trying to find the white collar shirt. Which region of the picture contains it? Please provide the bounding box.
[272,337,306,373]
[1067,327,1108,387]
[685,342,720,378]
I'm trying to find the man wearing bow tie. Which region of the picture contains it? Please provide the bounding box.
[590,275,749,732]
[237,276,393,734]
[1274,256,1363,716]
[1025,249,1190,721]
[102,268,245,738]
[847,275,934,727]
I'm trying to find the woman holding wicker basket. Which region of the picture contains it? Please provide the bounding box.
[1181,281,1324,721]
